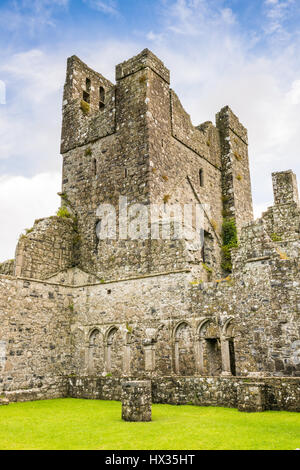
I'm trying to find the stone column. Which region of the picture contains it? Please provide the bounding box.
[221,337,232,376]
[122,380,152,422]
[237,381,267,412]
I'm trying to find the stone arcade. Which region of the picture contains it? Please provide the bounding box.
[0,49,299,411]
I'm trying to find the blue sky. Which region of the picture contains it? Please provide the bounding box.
[0,0,300,260]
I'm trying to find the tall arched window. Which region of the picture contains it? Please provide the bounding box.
[105,326,118,372]
[88,329,103,374]
[221,320,236,376]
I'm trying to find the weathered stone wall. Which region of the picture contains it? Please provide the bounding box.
[69,249,299,380]
[0,275,72,399]
[0,260,14,276]
[69,271,192,378]
[14,216,75,280]
[216,106,254,236]
[68,376,300,412]
[61,55,115,154]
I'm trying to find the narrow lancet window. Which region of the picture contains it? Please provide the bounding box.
[199,169,204,187]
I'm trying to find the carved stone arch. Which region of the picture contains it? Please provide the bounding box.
[89,328,101,345]
[221,318,236,376]
[87,328,104,375]
[146,324,169,375]
[195,319,210,374]
[195,318,222,376]
[105,326,118,345]
[173,320,191,340]
[223,318,235,338]
[104,326,122,375]
[173,321,195,376]
[197,318,210,338]
[143,325,162,373]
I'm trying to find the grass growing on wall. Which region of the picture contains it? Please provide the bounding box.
[0,399,299,450]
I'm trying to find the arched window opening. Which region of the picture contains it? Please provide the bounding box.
[88,329,103,374]
[197,320,222,376]
[174,322,195,376]
[221,320,236,376]
[105,327,118,372]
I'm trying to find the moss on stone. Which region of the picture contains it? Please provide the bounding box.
[271,233,282,242]
[202,263,213,275]
[56,206,72,218]
[80,100,90,115]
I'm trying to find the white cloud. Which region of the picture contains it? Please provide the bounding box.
[0,81,6,105]
[0,0,69,33]
[83,0,119,16]
[0,173,61,261]
[0,40,138,260]
[145,0,300,216]
[263,0,295,36]
[0,49,65,173]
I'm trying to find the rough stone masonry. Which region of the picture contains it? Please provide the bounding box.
[0,49,299,412]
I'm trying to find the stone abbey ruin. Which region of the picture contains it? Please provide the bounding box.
[0,49,299,412]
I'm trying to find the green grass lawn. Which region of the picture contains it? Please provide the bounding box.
[0,398,299,450]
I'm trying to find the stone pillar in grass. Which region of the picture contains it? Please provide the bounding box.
[121,380,152,422]
[238,381,267,412]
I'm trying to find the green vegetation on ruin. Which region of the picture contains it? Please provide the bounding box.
[0,399,299,450]
[202,263,213,275]
[80,100,90,114]
[221,217,238,273]
[56,206,72,218]
[271,232,283,242]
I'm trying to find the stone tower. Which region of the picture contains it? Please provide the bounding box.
[59,49,254,281]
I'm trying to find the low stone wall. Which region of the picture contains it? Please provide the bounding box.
[3,377,68,403]
[152,376,238,408]
[68,376,124,401]
[67,375,300,412]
